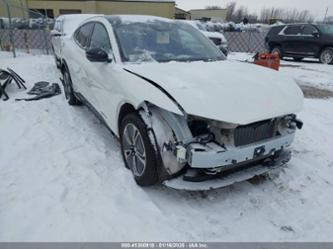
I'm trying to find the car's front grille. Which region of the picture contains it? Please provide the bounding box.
[209,37,222,46]
[234,120,275,147]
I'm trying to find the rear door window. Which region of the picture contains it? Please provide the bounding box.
[267,26,285,36]
[89,23,112,52]
[74,23,94,49]
[284,25,302,35]
[302,25,317,35]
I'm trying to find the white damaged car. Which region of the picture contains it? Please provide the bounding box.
[60,15,304,190]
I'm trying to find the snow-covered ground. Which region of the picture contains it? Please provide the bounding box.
[229,52,333,92]
[1,51,333,242]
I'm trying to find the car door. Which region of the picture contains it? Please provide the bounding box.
[83,21,119,120]
[299,24,321,56]
[70,22,95,103]
[281,25,303,55]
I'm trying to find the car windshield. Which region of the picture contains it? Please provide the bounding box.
[107,16,225,63]
[317,24,333,34]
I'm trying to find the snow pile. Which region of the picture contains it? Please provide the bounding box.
[205,21,274,33]
[1,52,333,242]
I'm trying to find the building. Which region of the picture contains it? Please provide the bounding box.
[174,7,190,20]
[189,8,227,22]
[1,0,175,19]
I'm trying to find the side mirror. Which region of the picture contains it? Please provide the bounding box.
[50,30,62,37]
[312,31,320,37]
[86,48,111,63]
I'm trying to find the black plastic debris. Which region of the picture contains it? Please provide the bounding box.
[0,68,26,101]
[15,81,61,102]
[7,68,27,90]
[0,70,10,101]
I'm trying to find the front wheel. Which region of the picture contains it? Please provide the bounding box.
[120,113,159,186]
[319,48,333,64]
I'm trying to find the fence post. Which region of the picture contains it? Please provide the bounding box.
[247,27,252,53]
[24,31,29,53]
[43,16,49,55]
[4,0,16,58]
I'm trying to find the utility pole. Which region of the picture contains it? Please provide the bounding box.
[4,0,16,58]
[324,7,329,23]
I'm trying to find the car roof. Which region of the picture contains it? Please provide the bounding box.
[58,14,103,35]
[106,15,173,24]
[56,14,102,21]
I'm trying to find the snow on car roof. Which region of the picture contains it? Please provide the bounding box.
[57,14,103,36]
[107,15,173,24]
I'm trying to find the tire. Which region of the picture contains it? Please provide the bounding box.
[62,69,81,106]
[293,57,303,62]
[319,47,333,64]
[120,113,159,186]
[54,56,61,69]
[271,46,283,59]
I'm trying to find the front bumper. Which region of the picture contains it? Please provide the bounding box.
[163,133,295,190]
[188,133,295,168]
[164,150,291,191]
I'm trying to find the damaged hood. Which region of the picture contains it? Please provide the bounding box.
[124,60,304,125]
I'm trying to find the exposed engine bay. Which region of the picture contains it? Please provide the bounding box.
[139,102,303,189]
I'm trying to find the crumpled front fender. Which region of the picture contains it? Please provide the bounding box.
[139,102,193,178]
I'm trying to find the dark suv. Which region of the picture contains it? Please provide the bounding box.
[265,24,333,64]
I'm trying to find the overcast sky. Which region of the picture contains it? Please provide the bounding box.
[176,0,333,20]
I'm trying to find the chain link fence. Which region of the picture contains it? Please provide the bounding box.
[225,31,268,53]
[0,0,54,56]
[0,29,52,54]
[1,0,268,57]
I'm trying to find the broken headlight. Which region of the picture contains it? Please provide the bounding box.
[278,115,303,135]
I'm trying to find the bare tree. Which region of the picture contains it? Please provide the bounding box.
[225,2,258,23]
[233,6,248,23]
[259,7,314,24]
[225,2,314,24]
[325,16,333,24]
[226,2,236,21]
[247,13,259,23]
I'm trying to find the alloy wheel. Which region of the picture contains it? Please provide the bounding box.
[122,123,146,177]
[320,49,333,64]
[63,71,71,99]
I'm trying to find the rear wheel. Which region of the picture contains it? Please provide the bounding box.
[319,47,333,64]
[120,113,159,186]
[271,46,283,59]
[62,69,81,106]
